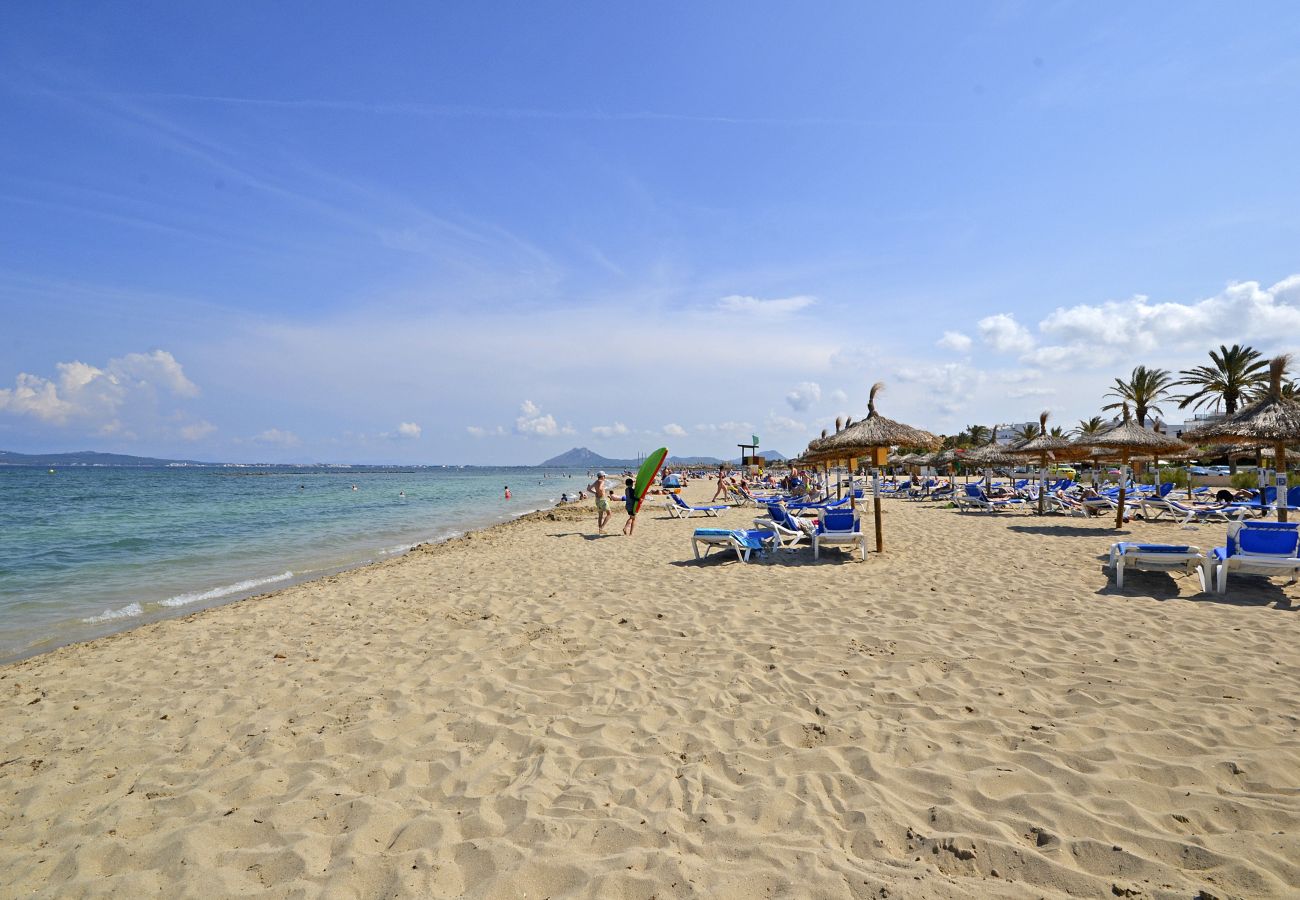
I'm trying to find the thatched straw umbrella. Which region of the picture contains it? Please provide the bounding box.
[1006,412,1080,514]
[803,382,940,552]
[1182,355,1300,522]
[1072,403,1189,528]
[964,429,1016,492]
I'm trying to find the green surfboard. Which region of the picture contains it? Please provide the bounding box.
[633,448,669,514]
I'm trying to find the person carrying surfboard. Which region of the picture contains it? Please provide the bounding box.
[621,478,640,536]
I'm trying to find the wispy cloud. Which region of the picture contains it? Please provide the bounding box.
[64,91,900,128]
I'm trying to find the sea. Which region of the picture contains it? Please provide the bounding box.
[0,465,595,663]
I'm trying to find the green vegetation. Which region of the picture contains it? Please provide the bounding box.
[1103,365,1174,427]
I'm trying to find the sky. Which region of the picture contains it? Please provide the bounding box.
[3,2,1300,464]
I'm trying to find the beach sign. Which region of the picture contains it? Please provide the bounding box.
[633,447,669,514]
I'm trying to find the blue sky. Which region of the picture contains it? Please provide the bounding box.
[3,3,1300,463]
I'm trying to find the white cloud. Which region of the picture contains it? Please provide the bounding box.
[784,381,821,411]
[828,388,849,404]
[254,428,300,447]
[937,330,973,352]
[591,422,629,437]
[765,414,807,433]
[180,420,217,441]
[1026,276,1300,368]
[662,423,687,437]
[1006,385,1055,399]
[717,294,816,319]
[396,421,422,439]
[514,400,574,437]
[0,350,198,426]
[977,314,1035,354]
[895,362,988,417]
[693,420,753,435]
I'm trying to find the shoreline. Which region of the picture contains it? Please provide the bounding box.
[1,495,578,668]
[3,486,1297,897]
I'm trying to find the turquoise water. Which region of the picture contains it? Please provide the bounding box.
[0,466,590,662]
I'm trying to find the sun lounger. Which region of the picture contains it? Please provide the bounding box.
[812,509,867,560]
[691,528,779,563]
[1108,543,1208,590]
[957,484,1026,513]
[666,493,728,518]
[1210,521,1300,593]
[1139,496,1246,524]
[753,502,816,548]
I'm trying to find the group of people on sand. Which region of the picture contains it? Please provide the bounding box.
[586,471,641,536]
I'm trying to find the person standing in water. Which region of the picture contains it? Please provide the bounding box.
[504,485,511,500]
[587,471,612,533]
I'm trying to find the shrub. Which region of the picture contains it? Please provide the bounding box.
[1157,467,1188,489]
[1231,470,1264,490]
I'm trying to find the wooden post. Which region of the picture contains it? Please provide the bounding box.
[873,468,884,554]
[1278,445,1288,524]
[1114,457,1128,529]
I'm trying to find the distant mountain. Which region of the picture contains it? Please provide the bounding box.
[730,449,787,464]
[537,447,630,468]
[538,447,788,469]
[0,450,212,467]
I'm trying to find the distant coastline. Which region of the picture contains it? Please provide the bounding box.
[2,445,791,469]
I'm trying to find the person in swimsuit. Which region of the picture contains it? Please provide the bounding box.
[622,477,639,535]
[587,471,612,532]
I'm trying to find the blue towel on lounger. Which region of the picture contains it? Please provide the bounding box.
[1117,543,1191,554]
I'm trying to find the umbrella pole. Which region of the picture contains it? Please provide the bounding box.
[1115,455,1128,529]
[873,466,883,554]
[1038,453,1047,515]
[1278,445,1288,524]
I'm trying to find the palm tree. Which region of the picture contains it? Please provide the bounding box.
[1048,426,1064,437]
[1174,344,1268,415]
[1103,365,1173,427]
[965,424,991,447]
[1072,416,1107,438]
[1013,422,1040,442]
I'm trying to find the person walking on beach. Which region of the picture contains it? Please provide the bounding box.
[587,471,612,533]
[711,465,730,502]
[622,477,639,536]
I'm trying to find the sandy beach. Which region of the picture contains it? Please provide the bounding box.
[2,483,1298,899]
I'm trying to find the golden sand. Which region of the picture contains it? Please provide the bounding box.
[2,484,1298,898]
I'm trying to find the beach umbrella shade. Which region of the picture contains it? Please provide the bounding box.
[802,382,941,553]
[1006,412,1085,514]
[1071,403,1189,528]
[932,449,957,474]
[1182,355,1300,522]
[963,433,1017,490]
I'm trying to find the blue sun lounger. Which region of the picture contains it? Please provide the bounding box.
[691,528,778,563]
[666,492,729,518]
[1211,521,1300,593]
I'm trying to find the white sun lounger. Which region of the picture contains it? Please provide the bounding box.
[691,528,779,563]
[1108,542,1208,590]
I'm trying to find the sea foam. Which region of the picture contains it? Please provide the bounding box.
[159,571,294,608]
[82,602,143,624]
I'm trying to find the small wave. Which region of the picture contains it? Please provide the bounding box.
[159,571,294,608]
[378,543,416,556]
[82,602,143,624]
